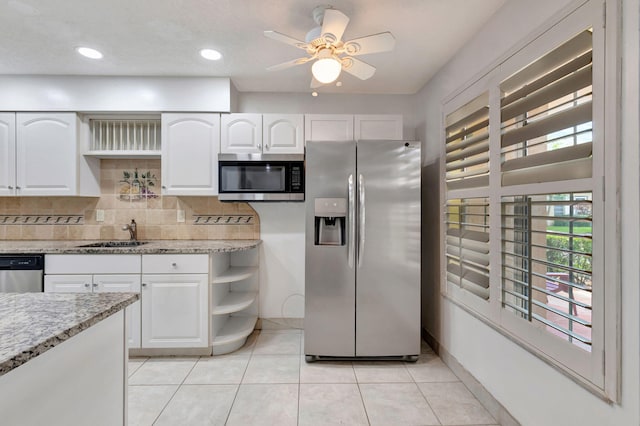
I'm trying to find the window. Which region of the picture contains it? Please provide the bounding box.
[441,0,616,397]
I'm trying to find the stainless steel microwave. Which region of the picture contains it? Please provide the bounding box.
[218,154,304,201]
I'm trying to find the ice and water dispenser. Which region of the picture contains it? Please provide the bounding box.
[314,198,347,246]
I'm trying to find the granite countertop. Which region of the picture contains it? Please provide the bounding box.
[0,239,261,254]
[0,292,138,376]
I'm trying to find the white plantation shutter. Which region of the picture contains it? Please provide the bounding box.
[499,28,596,353]
[445,92,491,301]
[501,193,593,348]
[445,92,490,191]
[445,198,490,300]
[500,30,593,186]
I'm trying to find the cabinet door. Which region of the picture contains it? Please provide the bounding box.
[161,113,220,196]
[354,115,403,140]
[0,113,16,196]
[263,114,304,154]
[44,275,93,293]
[94,274,142,349]
[220,114,262,154]
[141,274,208,348]
[16,113,78,196]
[304,114,354,142]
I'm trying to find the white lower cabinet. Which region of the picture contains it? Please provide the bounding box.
[141,254,209,349]
[140,273,208,348]
[44,253,209,351]
[94,274,142,348]
[211,247,259,355]
[44,272,141,348]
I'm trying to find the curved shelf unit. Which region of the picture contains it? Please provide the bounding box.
[212,266,258,284]
[212,316,258,354]
[212,291,258,315]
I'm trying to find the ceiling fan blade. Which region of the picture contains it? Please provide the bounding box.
[341,57,376,80]
[263,30,308,49]
[343,32,396,56]
[321,9,350,43]
[310,77,324,89]
[266,57,311,71]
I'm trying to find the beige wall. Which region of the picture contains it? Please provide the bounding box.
[0,159,259,240]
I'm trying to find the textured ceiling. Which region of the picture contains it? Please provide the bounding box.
[0,0,507,94]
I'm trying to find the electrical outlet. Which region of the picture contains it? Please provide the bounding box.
[177,210,186,223]
[96,209,105,222]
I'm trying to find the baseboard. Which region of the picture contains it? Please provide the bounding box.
[422,328,520,426]
[129,347,212,357]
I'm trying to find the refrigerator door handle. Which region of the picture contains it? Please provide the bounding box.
[358,174,365,267]
[348,174,355,268]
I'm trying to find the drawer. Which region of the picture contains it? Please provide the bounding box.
[45,254,141,274]
[142,254,208,274]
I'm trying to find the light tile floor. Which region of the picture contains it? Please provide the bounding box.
[128,329,499,426]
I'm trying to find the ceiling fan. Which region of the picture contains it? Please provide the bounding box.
[264,5,395,88]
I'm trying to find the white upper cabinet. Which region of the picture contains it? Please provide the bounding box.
[305,114,354,142]
[262,114,304,154]
[354,114,403,140]
[161,113,220,196]
[220,113,262,154]
[14,113,80,196]
[0,113,16,196]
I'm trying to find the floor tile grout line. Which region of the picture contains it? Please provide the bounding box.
[355,381,372,425]
[224,331,257,425]
[414,380,444,426]
[150,356,200,425]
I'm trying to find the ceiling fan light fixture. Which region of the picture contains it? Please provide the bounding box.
[312,57,341,84]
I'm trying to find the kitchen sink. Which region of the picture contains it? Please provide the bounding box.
[77,241,149,248]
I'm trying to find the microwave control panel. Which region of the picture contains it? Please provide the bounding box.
[290,164,304,192]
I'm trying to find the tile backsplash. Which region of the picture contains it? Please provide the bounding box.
[0,159,259,240]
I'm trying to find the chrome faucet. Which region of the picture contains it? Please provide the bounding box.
[122,219,137,241]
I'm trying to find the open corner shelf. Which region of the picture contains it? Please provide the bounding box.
[212,291,258,315]
[211,316,258,354]
[212,266,258,284]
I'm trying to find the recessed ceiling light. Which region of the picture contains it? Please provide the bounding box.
[200,49,222,61]
[76,47,103,59]
[311,91,318,97]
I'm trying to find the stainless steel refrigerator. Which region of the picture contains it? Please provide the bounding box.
[305,140,421,361]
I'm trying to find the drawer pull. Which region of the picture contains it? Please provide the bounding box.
[171,262,177,268]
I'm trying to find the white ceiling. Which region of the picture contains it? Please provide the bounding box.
[0,0,507,94]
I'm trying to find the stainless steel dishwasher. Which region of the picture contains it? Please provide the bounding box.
[0,254,44,292]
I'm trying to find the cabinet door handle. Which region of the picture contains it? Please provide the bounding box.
[84,283,90,288]
[257,144,262,150]
[162,185,166,189]
[265,144,270,150]
[15,186,20,190]
[7,186,13,190]
[171,262,177,268]
[92,283,98,288]
[142,283,148,288]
